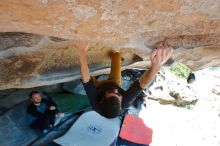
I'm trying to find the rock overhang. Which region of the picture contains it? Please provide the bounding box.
[0,0,220,90]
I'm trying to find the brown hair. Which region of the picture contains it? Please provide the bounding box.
[101,96,121,119]
[29,91,40,99]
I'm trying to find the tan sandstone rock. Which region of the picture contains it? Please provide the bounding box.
[0,0,220,89]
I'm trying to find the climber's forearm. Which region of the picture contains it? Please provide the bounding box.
[79,51,91,83]
[139,66,160,89]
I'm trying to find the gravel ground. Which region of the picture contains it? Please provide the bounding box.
[139,67,220,146]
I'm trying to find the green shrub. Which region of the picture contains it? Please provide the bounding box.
[170,63,191,78]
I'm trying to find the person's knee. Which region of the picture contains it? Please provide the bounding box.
[30,120,44,130]
[114,52,121,57]
[111,52,121,61]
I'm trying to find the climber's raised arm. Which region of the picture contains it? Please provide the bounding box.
[139,42,173,89]
[74,40,91,83]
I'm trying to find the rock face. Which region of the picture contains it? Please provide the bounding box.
[0,32,145,90]
[1,0,220,46]
[145,68,198,107]
[0,0,220,90]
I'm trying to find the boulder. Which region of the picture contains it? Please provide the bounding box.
[0,0,220,90]
[0,0,220,45]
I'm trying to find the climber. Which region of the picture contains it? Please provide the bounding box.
[75,40,173,118]
[27,91,64,133]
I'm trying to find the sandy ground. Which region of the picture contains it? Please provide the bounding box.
[139,68,220,146]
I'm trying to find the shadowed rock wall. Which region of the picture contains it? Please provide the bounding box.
[0,32,145,90]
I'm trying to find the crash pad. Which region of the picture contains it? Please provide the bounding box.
[54,111,121,146]
[116,137,149,146]
[46,93,90,113]
[119,114,153,145]
[0,100,37,146]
